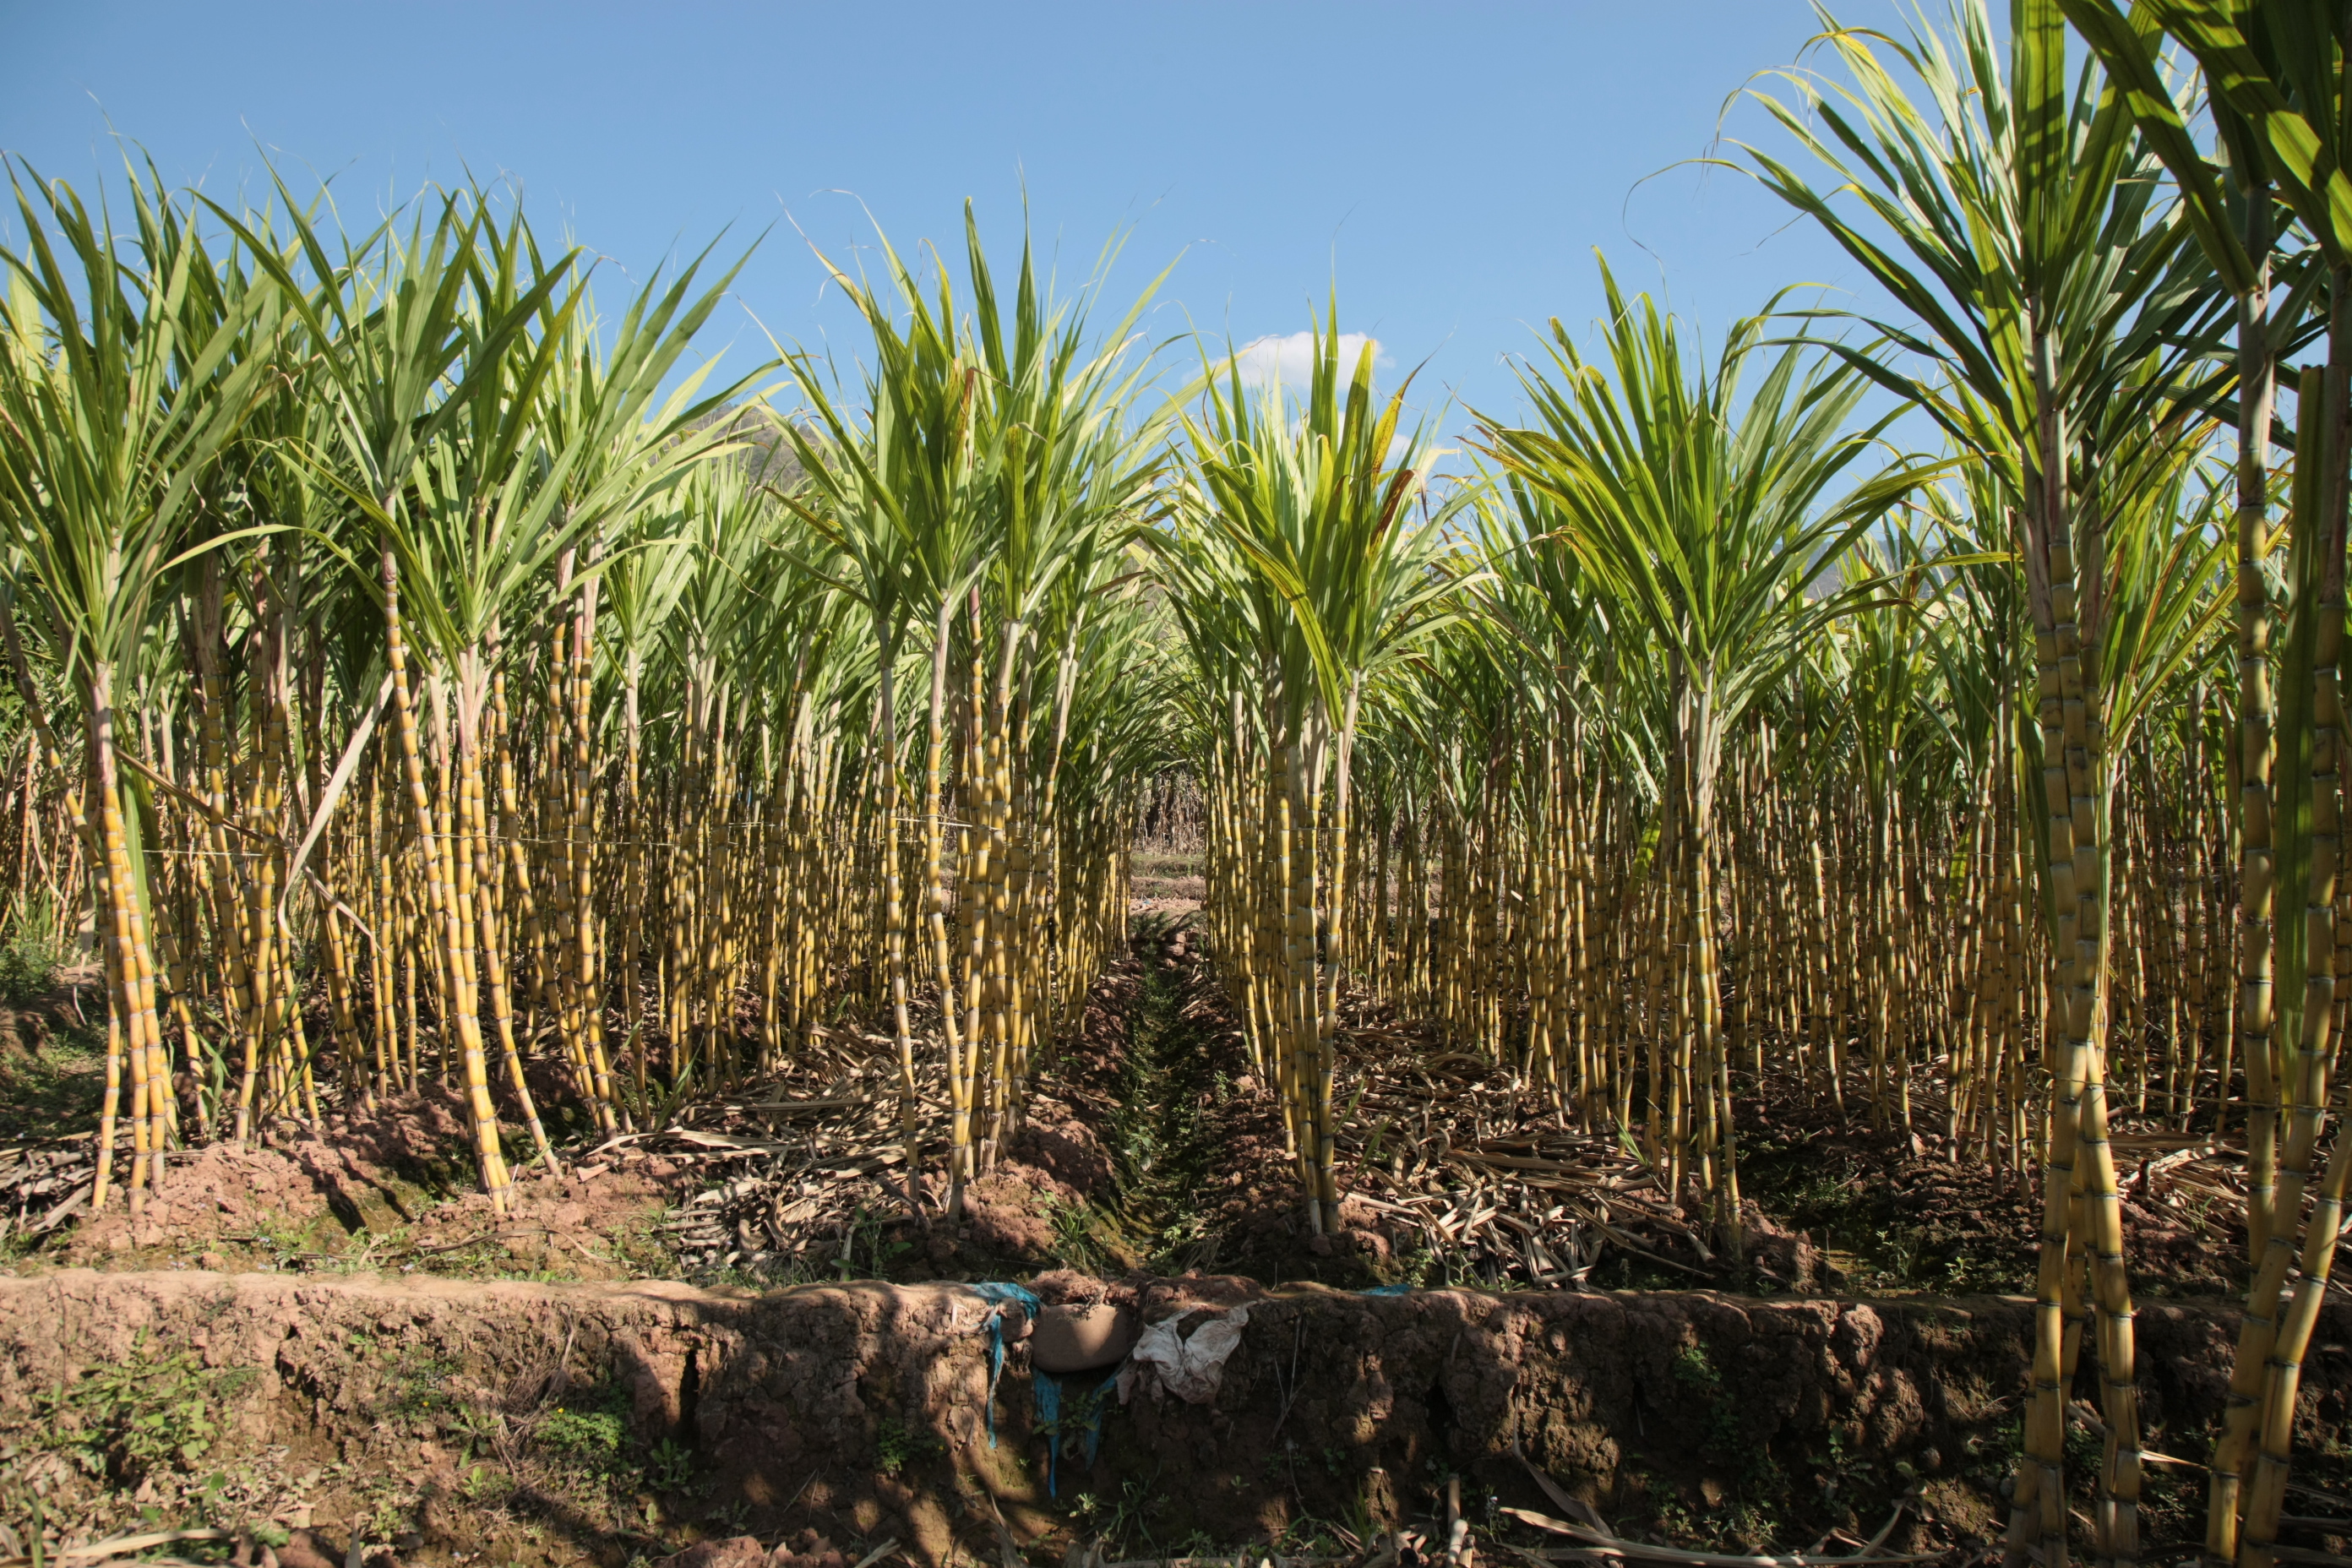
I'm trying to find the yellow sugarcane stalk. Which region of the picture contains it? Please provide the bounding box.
[380,543,509,1210]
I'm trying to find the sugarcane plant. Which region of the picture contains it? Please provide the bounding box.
[8,13,2352,1544]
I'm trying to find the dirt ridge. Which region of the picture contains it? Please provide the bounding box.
[3,1267,2347,1565]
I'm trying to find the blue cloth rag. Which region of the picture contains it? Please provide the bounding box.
[1032,1368,1121,1498]
[965,1282,1042,1446]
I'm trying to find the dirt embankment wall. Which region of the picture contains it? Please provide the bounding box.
[1,1271,2344,1562]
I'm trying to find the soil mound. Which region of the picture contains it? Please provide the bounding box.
[63,1086,678,1277]
[69,1142,330,1257]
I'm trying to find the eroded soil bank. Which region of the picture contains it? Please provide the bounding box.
[5,1268,2351,1567]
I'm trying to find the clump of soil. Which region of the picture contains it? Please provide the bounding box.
[945,1071,1124,1265]
[68,1142,333,1258]
[955,1163,1077,1260]
[57,1085,682,1281]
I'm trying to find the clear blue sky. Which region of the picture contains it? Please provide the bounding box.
[2,1,1916,438]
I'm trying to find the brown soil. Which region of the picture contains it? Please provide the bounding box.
[61,1086,683,1281]
[69,1142,333,1255]
[3,1269,2349,1568]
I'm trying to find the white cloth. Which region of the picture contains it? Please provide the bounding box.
[1118,1305,1251,1405]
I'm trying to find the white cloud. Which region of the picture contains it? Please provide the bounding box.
[1229,330,1386,395]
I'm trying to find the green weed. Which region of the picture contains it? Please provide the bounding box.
[875,1418,917,1477]
[0,891,68,1004]
[1043,1195,1119,1276]
[1670,1340,1740,1455]
[378,1353,460,1421]
[461,1463,514,1505]
[645,1437,696,1492]
[1067,1476,1160,1554]
[537,1405,628,1472]
[35,1332,254,1485]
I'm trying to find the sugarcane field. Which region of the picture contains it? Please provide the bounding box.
[17,2,2352,1566]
